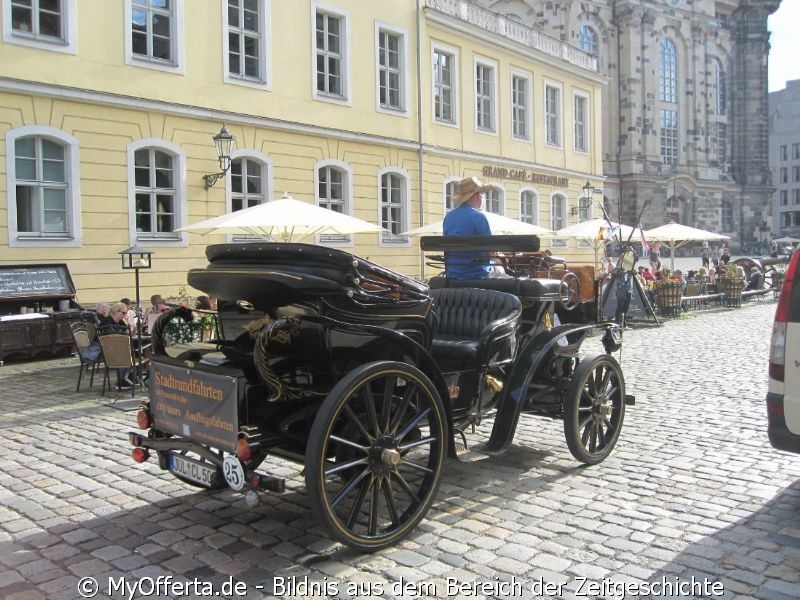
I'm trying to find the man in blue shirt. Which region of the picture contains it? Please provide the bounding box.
[443,177,501,279]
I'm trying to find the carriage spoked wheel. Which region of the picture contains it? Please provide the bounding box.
[557,271,581,311]
[563,354,625,465]
[306,361,447,551]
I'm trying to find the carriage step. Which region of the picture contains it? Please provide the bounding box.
[625,394,636,406]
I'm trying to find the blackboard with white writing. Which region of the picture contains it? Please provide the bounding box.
[0,265,75,299]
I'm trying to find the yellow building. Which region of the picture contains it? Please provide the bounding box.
[0,0,605,304]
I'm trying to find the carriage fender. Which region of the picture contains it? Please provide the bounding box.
[484,324,596,455]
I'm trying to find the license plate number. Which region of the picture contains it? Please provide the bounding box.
[169,454,216,487]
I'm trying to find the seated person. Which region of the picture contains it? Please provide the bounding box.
[641,267,655,281]
[746,267,763,291]
[443,177,509,280]
[100,302,134,390]
[93,301,110,327]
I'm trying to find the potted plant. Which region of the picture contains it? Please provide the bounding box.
[718,264,745,307]
[653,270,682,316]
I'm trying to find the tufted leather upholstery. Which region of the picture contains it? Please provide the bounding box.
[428,275,562,300]
[430,287,521,368]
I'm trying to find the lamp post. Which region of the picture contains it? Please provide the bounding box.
[119,246,153,384]
[571,180,595,220]
[202,125,236,189]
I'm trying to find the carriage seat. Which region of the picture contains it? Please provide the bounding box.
[429,287,521,368]
[428,275,562,300]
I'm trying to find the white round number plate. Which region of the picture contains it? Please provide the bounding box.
[222,456,245,491]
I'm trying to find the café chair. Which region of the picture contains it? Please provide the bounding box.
[98,333,149,397]
[70,322,104,392]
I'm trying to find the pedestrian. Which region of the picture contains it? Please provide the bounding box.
[701,242,709,268]
[648,242,661,274]
[711,245,720,267]
[720,243,731,264]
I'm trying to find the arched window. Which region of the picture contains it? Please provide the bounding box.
[714,58,726,115]
[133,147,178,236]
[13,136,68,236]
[551,194,567,246]
[379,169,409,244]
[659,39,677,103]
[666,196,681,224]
[578,26,598,55]
[315,160,352,244]
[520,190,538,225]
[230,157,266,211]
[485,186,504,215]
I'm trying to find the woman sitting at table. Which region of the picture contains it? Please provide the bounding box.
[99,302,134,390]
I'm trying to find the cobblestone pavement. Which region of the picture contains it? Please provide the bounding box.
[1,299,799,599]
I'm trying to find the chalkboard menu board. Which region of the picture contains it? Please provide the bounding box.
[0,264,76,299]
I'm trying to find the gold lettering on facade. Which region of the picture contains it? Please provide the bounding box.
[482,165,568,187]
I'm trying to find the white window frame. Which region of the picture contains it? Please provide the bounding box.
[124,0,184,75]
[578,25,598,55]
[226,149,273,240]
[544,81,563,148]
[2,0,77,54]
[375,22,408,115]
[431,41,459,128]
[6,126,82,248]
[474,56,497,134]
[550,193,567,247]
[519,188,538,225]
[127,138,187,247]
[311,2,351,105]
[314,159,354,247]
[443,177,459,213]
[573,91,589,153]
[222,0,271,90]
[659,38,677,104]
[511,68,531,141]
[377,167,410,247]
[485,185,505,216]
[660,109,678,165]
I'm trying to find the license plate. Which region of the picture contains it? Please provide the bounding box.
[169,453,216,487]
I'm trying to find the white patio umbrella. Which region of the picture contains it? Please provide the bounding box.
[773,236,800,244]
[177,194,386,242]
[645,221,730,272]
[402,211,553,236]
[555,218,645,270]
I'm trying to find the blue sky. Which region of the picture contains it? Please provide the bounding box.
[768,1,800,92]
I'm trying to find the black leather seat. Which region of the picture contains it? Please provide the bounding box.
[429,288,521,369]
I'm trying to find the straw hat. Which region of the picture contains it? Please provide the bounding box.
[452,176,492,205]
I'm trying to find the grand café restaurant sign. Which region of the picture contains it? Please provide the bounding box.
[482,165,569,188]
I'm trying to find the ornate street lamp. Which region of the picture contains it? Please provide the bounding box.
[202,125,236,189]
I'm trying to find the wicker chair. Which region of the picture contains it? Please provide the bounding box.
[98,332,149,397]
[70,322,104,392]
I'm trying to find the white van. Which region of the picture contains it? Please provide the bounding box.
[767,248,800,452]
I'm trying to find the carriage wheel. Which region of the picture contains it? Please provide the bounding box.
[563,354,625,465]
[306,361,447,551]
[558,271,581,311]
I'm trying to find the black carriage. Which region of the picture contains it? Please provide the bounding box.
[129,238,632,551]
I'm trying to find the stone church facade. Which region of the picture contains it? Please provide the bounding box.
[474,0,780,252]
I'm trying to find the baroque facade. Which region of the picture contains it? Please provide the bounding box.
[769,80,800,239]
[474,0,780,252]
[0,0,603,301]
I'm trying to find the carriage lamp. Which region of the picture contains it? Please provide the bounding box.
[203,125,236,189]
[570,180,596,218]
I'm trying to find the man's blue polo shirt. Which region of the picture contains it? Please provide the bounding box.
[442,204,492,279]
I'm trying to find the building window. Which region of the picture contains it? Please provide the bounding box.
[433,47,456,124]
[315,8,346,99]
[780,145,787,161]
[666,197,681,224]
[475,61,495,132]
[520,190,537,225]
[781,167,788,184]
[316,162,351,243]
[660,109,678,165]
[783,212,792,227]
[721,200,733,232]
[130,0,176,63]
[4,0,76,53]
[545,84,561,146]
[794,189,800,205]
[225,0,269,85]
[659,39,677,103]
[794,166,800,183]
[781,190,788,206]
[578,25,598,55]
[486,187,503,215]
[444,180,457,211]
[377,28,404,111]
[230,157,265,211]
[793,143,800,160]
[714,58,726,115]
[551,194,566,245]
[573,93,588,152]
[134,147,179,237]
[379,171,408,243]
[716,122,727,166]
[511,73,529,140]
[13,135,68,236]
